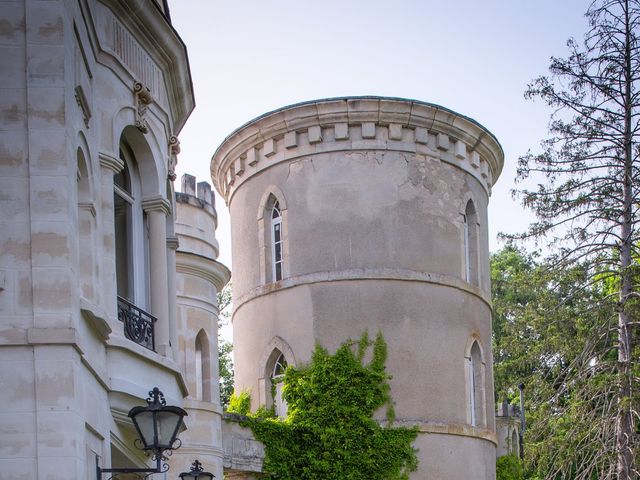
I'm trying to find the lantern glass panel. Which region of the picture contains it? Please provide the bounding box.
[156,411,181,448]
[133,410,156,448]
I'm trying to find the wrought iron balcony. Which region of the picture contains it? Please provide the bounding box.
[117,296,156,351]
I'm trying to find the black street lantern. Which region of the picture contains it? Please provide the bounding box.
[96,387,188,479]
[179,460,215,480]
[129,387,188,455]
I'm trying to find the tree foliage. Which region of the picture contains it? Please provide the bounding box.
[216,283,234,409]
[234,333,418,480]
[492,246,620,479]
[511,1,640,477]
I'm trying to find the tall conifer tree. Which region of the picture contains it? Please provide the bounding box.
[515,1,639,477]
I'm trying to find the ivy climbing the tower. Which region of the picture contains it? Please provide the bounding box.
[228,332,418,480]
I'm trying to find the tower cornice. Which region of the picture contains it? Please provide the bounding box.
[210,96,504,205]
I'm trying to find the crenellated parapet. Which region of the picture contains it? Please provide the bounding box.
[211,97,504,204]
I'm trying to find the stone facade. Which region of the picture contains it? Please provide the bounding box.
[211,97,504,479]
[0,2,227,479]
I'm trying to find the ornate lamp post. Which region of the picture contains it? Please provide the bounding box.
[96,387,188,479]
[179,460,215,480]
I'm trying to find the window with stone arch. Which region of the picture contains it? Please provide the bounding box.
[270,350,288,418]
[258,189,288,284]
[463,199,479,286]
[467,340,485,427]
[114,135,152,311]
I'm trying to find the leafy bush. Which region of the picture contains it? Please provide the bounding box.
[496,454,524,480]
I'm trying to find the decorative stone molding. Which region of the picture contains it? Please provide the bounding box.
[141,196,171,215]
[168,135,180,181]
[166,235,179,250]
[175,255,231,292]
[211,97,504,205]
[133,81,153,133]
[99,151,124,173]
[78,201,97,218]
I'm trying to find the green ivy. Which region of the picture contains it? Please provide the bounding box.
[496,454,524,480]
[227,390,251,416]
[236,332,418,480]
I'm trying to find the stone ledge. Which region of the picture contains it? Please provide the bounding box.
[394,419,498,445]
[232,268,491,318]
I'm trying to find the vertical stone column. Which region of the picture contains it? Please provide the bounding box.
[167,235,179,361]
[142,197,171,357]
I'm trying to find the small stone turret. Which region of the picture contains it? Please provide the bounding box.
[172,174,230,479]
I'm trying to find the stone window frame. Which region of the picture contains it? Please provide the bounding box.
[257,187,289,284]
[257,336,295,415]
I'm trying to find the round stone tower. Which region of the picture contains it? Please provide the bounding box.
[211,97,503,479]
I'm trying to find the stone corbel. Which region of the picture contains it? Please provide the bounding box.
[168,136,180,181]
[133,81,153,133]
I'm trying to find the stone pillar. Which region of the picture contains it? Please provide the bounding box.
[167,235,179,361]
[142,197,171,357]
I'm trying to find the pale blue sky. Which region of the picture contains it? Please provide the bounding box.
[170,0,590,268]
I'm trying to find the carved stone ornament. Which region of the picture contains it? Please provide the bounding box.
[167,135,180,181]
[133,81,153,133]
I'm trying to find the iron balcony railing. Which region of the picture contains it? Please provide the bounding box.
[117,296,156,351]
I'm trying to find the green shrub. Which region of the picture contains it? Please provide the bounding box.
[496,454,524,480]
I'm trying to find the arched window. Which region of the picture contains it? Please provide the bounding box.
[463,200,478,285]
[114,143,150,308]
[271,351,288,418]
[271,201,283,281]
[468,341,484,427]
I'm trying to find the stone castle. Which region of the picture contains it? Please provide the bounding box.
[0,1,518,479]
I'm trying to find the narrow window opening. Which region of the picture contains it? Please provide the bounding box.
[195,335,203,401]
[464,201,478,285]
[271,201,283,281]
[469,341,483,426]
[271,352,288,418]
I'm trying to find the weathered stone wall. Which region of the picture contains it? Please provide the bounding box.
[211,97,504,479]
